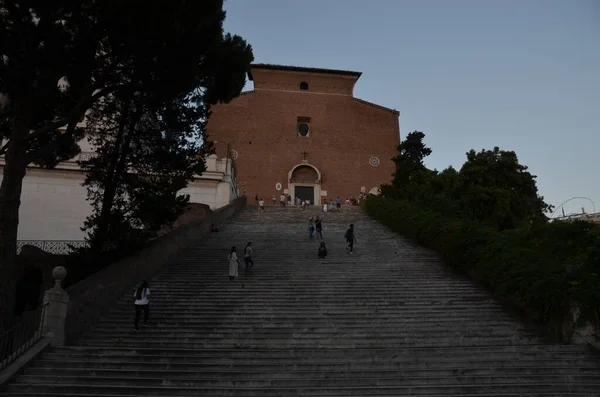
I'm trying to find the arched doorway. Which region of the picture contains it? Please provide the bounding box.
[288,163,322,205]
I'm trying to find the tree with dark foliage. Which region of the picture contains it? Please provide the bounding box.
[0,0,252,330]
[381,131,433,199]
[381,131,552,230]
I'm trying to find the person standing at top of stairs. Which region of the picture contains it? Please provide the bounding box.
[345,224,357,254]
[133,281,150,331]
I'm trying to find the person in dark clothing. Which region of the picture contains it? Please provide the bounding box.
[133,281,150,330]
[345,224,357,254]
[308,217,315,239]
[318,242,328,261]
[244,242,254,274]
[315,216,323,240]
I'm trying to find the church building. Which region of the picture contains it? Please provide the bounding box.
[206,64,400,205]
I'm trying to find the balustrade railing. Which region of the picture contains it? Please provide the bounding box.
[17,240,87,255]
[0,302,47,371]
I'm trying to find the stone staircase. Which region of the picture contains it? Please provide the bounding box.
[4,205,600,396]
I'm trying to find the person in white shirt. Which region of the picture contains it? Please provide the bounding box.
[133,281,150,330]
[258,198,265,212]
[228,246,239,281]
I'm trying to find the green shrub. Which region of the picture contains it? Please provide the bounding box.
[364,195,600,340]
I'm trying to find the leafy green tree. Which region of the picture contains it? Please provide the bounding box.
[455,147,553,230]
[381,131,432,198]
[0,0,251,329]
[79,97,196,251]
[380,131,552,231]
[78,12,253,254]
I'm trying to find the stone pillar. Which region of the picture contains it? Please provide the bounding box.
[42,266,69,346]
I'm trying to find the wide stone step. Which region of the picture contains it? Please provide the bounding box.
[129,288,485,293]
[108,303,513,311]
[104,306,511,314]
[97,310,514,318]
[7,382,600,395]
[97,309,518,318]
[115,291,497,297]
[76,338,538,348]
[35,351,597,366]
[148,272,459,277]
[123,285,489,291]
[50,344,593,354]
[106,298,508,306]
[30,358,600,371]
[9,393,597,397]
[25,366,600,379]
[96,316,518,325]
[86,322,532,332]
[13,373,600,387]
[82,326,536,336]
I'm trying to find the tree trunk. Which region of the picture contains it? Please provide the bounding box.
[0,117,30,331]
[90,106,130,253]
[92,101,140,253]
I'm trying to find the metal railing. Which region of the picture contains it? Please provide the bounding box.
[17,240,88,255]
[0,302,47,371]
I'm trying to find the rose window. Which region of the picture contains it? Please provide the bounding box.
[369,156,380,167]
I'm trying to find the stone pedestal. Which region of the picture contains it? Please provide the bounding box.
[42,266,69,346]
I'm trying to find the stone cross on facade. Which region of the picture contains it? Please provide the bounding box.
[301,151,308,162]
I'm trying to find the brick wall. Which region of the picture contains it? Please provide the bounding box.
[206,66,400,204]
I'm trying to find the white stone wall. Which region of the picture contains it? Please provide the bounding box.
[1,154,237,241]
[180,182,221,209]
[2,172,91,241]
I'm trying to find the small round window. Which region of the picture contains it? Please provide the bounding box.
[300,82,309,91]
[297,122,310,137]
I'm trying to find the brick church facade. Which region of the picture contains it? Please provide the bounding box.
[206,64,400,205]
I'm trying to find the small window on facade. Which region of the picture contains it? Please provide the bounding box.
[297,116,311,137]
[300,81,309,91]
